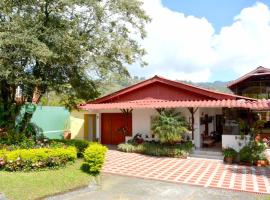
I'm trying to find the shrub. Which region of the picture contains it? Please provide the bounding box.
[0,147,77,171]
[117,141,193,158]
[143,142,192,158]
[0,131,50,150]
[83,143,107,175]
[118,143,144,153]
[223,148,237,158]
[0,131,31,146]
[151,109,188,144]
[50,139,90,157]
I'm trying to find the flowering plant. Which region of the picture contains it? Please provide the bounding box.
[262,138,269,148]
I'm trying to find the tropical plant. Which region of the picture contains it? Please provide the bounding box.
[151,109,188,144]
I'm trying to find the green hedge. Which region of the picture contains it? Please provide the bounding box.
[83,143,107,175]
[50,139,90,157]
[0,147,77,171]
[118,141,193,158]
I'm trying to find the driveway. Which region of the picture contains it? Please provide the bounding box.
[103,150,270,194]
[48,174,266,200]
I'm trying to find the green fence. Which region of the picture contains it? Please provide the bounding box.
[31,106,70,139]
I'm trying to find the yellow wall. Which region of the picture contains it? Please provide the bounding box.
[70,110,88,139]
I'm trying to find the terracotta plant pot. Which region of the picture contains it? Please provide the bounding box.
[256,160,268,167]
[224,156,233,164]
[64,131,71,140]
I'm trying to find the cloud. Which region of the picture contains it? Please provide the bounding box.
[128,0,270,82]
[214,2,270,76]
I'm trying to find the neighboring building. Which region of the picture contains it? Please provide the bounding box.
[228,66,270,99]
[77,75,270,151]
[228,66,270,138]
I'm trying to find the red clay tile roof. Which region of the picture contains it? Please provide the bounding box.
[79,99,270,110]
[228,66,270,88]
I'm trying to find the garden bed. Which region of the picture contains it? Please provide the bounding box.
[117,141,193,158]
[0,147,77,171]
[0,139,107,172]
[0,137,108,199]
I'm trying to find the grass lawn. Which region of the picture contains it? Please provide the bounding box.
[0,159,92,200]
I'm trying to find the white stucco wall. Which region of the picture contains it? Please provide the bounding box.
[222,135,250,152]
[132,109,158,136]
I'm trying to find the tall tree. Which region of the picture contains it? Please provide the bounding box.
[0,0,150,129]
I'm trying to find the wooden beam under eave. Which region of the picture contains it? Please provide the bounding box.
[188,107,198,140]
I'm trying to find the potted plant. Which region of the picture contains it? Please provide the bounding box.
[256,153,268,167]
[223,147,237,164]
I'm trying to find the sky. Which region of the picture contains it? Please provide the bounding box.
[127,0,270,82]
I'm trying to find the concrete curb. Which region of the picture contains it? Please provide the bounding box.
[88,175,102,191]
[0,193,7,200]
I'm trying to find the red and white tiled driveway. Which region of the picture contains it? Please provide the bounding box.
[103,150,270,194]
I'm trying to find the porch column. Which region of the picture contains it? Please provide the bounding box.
[96,113,101,142]
[194,108,201,148]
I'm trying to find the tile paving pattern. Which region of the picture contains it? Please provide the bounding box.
[103,150,270,194]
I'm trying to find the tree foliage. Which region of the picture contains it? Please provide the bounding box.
[0,0,150,128]
[151,109,188,144]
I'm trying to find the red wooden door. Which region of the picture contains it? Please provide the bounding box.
[101,113,132,145]
[111,114,125,144]
[101,114,112,144]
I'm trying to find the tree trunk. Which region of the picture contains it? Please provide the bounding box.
[0,80,19,128]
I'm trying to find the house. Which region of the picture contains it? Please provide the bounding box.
[75,74,270,151]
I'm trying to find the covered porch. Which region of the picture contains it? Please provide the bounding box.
[79,99,270,151]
